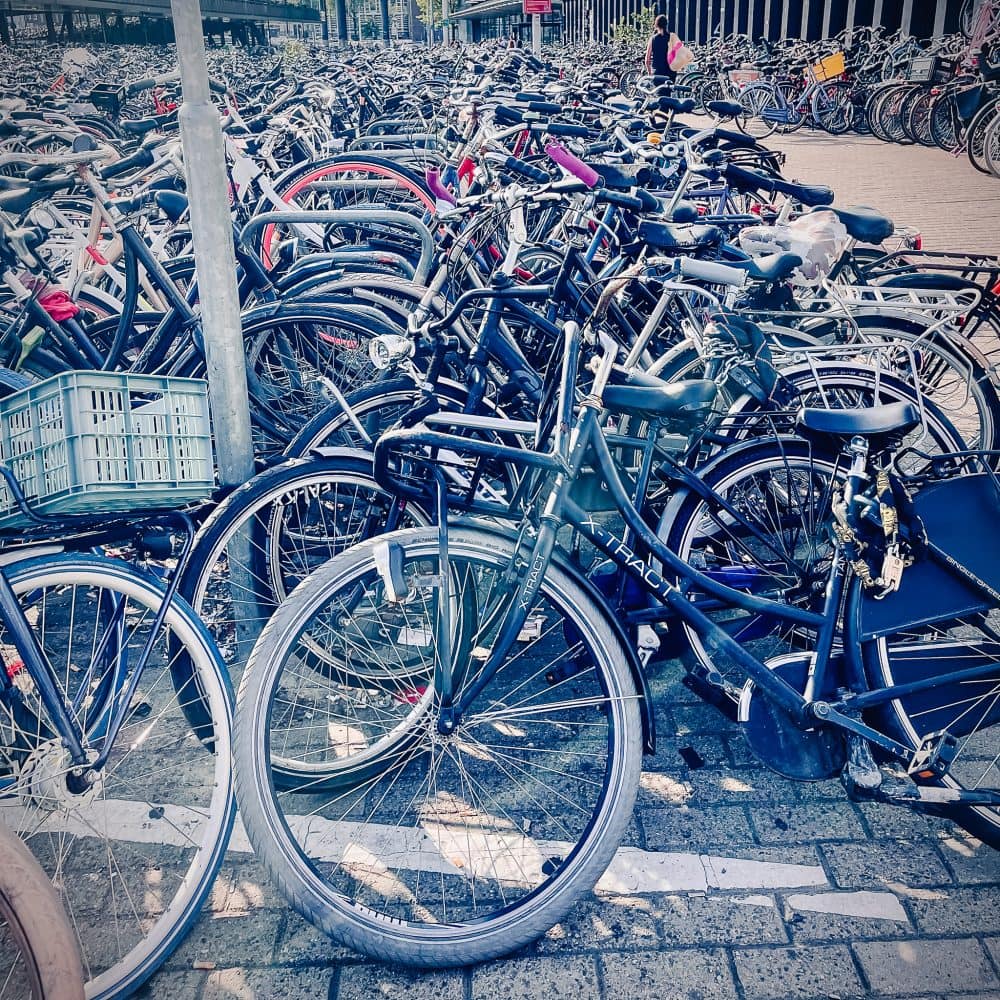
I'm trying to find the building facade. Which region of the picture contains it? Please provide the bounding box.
[561,0,968,44]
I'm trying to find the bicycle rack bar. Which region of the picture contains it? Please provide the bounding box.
[240,210,435,285]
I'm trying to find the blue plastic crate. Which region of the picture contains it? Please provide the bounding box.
[0,371,215,527]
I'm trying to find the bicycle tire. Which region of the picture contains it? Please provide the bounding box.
[659,437,844,699]
[811,81,854,135]
[0,554,235,1000]
[966,98,1000,173]
[176,452,430,682]
[234,523,642,967]
[256,155,436,269]
[0,824,84,1000]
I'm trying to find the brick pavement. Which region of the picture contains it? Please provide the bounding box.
[139,134,1000,1000]
[760,127,1000,257]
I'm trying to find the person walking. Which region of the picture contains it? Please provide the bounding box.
[645,14,676,82]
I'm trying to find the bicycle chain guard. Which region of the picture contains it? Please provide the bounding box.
[738,652,847,781]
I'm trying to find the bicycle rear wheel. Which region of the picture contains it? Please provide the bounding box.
[737,84,780,139]
[0,555,234,1000]
[660,438,844,700]
[234,524,642,967]
[861,474,1000,848]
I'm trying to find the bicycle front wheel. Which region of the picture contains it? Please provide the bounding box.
[0,555,235,1000]
[235,525,642,967]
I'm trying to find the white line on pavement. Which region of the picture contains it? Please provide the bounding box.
[0,800,911,921]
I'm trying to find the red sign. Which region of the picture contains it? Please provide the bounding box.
[523,0,552,12]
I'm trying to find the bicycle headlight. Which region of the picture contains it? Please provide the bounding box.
[369,335,413,371]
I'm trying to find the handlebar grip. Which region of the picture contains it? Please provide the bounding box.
[723,162,773,194]
[503,156,549,183]
[678,256,749,288]
[514,91,548,103]
[126,71,180,94]
[545,143,600,188]
[98,146,154,181]
[595,189,644,212]
[546,122,590,138]
[494,106,525,126]
[634,188,662,213]
[584,140,614,155]
[425,168,457,207]
[526,100,562,115]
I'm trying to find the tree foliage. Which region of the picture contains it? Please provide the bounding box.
[610,5,656,48]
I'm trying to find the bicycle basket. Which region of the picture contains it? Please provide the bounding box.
[88,83,126,117]
[727,68,761,90]
[810,52,846,82]
[907,55,958,83]
[0,371,214,528]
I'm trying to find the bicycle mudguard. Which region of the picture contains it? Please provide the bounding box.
[860,473,1000,643]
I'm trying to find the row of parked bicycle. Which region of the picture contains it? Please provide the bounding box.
[661,11,1000,176]
[0,34,999,999]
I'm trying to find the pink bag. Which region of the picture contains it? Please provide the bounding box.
[668,32,694,72]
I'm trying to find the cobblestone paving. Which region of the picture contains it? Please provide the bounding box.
[140,133,1000,999]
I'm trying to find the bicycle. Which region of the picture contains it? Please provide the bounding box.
[0,371,236,1000]
[231,315,999,968]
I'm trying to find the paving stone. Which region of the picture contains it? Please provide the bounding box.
[135,969,206,998]
[641,804,756,851]
[820,840,953,889]
[164,910,285,970]
[273,910,355,964]
[684,767,797,806]
[779,887,912,944]
[657,892,788,946]
[987,936,1000,969]
[340,965,464,1000]
[935,833,1000,885]
[534,894,661,953]
[732,944,865,998]
[600,948,736,1000]
[204,966,331,1000]
[208,860,287,914]
[668,701,739,737]
[854,938,999,995]
[852,802,944,842]
[783,905,912,944]
[909,886,1000,936]
[749,802,868,845]
[646,733,732,771]
[637,770,696,807]
[471,955,598,1000]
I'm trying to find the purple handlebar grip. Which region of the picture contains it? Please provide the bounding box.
[545,143,600,188]
[426,168,457,207]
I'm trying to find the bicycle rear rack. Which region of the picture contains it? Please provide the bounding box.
[802,283,982,320]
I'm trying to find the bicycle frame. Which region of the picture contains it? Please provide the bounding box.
[401,329,1000,779]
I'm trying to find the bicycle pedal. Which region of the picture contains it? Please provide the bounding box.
[843,735,882,792]
[908,730,958,781]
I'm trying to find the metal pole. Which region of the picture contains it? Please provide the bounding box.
[932,0,946,37]
[531,11,541,52]
[380,0,390,41]
[169,0,254,486]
